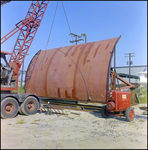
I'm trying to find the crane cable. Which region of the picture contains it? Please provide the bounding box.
[46,1,59,49]
[46,1,73,49]
[61,1,72,36]
[61,1,73,41]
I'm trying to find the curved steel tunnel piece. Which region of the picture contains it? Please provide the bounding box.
[25,36,121,103]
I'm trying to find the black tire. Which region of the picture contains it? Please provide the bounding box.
[1,97,19,119]
[20,96,39,116]
[101,105,109,118]
[125,107,135,122]
[18,106,24,115]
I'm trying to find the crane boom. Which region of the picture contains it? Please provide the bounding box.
[1,17,34,44]
[8,1,49,75]
[1,1,49,92]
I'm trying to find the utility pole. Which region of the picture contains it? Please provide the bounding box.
[70,33,84,45]
[125,53,135,83]
[81,33,87,43]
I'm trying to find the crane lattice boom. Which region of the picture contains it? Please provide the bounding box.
[8,1,49,75]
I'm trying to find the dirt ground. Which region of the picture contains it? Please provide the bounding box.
[1,104,147,149]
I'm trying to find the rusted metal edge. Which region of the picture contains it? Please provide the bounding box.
[106,35,121,92]
[25,50,42,92]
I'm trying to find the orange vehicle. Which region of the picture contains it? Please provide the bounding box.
[101,90,135,122]
[1,1,49,118]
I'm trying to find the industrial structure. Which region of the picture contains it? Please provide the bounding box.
[1,1,139,121]
[113,65,147,87]
[25,37,121,103]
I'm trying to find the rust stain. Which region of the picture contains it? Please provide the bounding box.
[65,46,73,57]
[45,53,51,63]
[83,43,94,66]
[93,44,101,58]
[105,43,110,50]
[58,88,61,98]
[37,52,46,68]
[71,45,80,56]
[68,64,72,67]
[65,90,71,98]
[72,89,78,99]
[44,49,59,96]
[73,45,83,99]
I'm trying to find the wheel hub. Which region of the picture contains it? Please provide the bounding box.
[129,109,134,119]
[27,101,35,111]
[4,103,14,114]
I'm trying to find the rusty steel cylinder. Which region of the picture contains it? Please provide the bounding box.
[25,36,121,103]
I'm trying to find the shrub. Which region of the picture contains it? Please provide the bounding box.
[136,86,147,103]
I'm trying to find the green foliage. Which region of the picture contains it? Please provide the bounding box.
[12,86,25,93]
[34,119,41,122]
[18,86,25,93]
[16,119,26,124]
[139,119,145,122]
[136,86,147,104]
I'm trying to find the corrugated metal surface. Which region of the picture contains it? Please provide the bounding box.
[25,36,121,103]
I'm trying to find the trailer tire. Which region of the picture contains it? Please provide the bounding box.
[18,106,24,115]
[21,96,39,116]
[1,97,19,119]
[125,107,135,122]
[101,105,109,118]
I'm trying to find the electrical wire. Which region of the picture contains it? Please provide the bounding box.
[48,36,71,48]
[49,35,69,45]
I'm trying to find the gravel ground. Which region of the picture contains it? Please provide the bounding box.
[1,104,147,149]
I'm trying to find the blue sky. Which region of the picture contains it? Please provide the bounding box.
[1,1,147,80]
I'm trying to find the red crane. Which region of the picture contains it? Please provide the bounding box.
[1,1,49,119]
[1,1,49,91]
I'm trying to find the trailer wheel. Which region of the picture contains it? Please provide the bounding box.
[101,105,109,118]
[18,106,24,115]
[125,107,135,122]
[1,97,19,119]
[21,96,39,116]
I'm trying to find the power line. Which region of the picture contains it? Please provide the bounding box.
[49,35,70,45]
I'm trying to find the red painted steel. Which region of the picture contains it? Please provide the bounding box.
[1,51,12,55]
[8,1,49,76]
[106,101,115,110]
[129,109,134,119]
[110,70,135,90]
[106,90,131,111]
[25,36,121,103]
